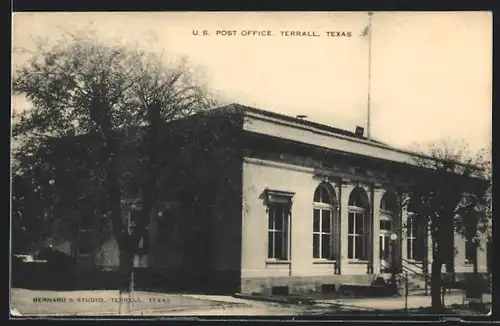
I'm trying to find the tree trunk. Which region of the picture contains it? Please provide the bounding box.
[117,243,135,315]
[473,241,479,276]
[430,226,443,311]
[118,244,135,292]
[430,258,442,310]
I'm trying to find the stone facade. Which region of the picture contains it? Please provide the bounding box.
[237,105,488,295]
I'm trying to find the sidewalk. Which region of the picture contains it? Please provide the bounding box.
[308,292,492,315]
[10,289,248,316]
[313,293,466,311]
[10,288,492,317]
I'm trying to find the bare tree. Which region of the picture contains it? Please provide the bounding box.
[405,139,490,311]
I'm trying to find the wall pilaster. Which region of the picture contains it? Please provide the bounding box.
[372,186,385,274]
[339,181,355,275]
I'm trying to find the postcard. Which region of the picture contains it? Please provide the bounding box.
[11,11,492,319]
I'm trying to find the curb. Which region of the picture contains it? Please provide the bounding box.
[10,302,246,317]
[130,303,244,316]
[232,293,315,305]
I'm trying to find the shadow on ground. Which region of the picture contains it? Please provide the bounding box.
[301,304,491,317]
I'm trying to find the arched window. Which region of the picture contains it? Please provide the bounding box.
[313,184,336,260]
[348,187,370,260]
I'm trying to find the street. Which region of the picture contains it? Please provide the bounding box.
[10,288,491,317]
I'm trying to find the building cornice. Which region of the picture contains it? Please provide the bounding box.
[243,110,433,166]
[243,156,412,189]
[243,157,314,174]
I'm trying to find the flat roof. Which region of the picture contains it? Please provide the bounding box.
[213,103,485,179]
[217,103,388,144]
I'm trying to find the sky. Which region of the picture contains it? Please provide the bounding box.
[12,12,492,154]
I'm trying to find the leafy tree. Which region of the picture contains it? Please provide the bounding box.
[454,147,491,276]
[12,31,217,293]
[405,139,490,311]
[11,140,61,253]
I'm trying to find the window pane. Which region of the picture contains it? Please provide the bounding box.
[380,220,391,231]
[348,212,354,234]
[322,210,331,233]
[355,236,363,259]
[275,232,283,259]
[355,213,364,234]
[348,236,354,259]
[313,234,319,258]
[321,187,329,203]
[275,206,283,231]
[314,187,321,202]
[321,234,331,259]
[313,209,320,232]
[268,208,274,230]
[406,218,412,236]
[268,232,274,258]
[281,232,288,260]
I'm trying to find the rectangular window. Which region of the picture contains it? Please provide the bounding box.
[348,211,365,259]
[268,203,290,260]
[313,208,332,260]
[380,220,391,231]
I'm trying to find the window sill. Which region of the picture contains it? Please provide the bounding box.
[266,259,291,265]
[348,260,369,265]
[313,260,336,265]
[405,259,423,264]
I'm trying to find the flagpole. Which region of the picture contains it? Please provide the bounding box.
[367,11,373,141]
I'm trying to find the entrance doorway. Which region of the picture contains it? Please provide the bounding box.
[379,219,392,273]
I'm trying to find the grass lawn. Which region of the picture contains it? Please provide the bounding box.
[11,288,241,316]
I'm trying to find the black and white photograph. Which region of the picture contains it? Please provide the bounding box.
[10,11,492,318]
